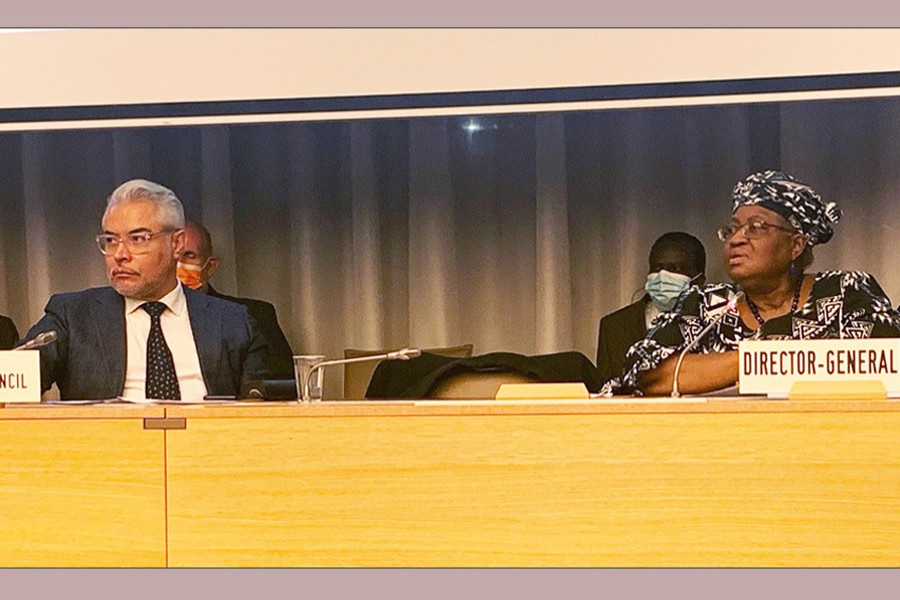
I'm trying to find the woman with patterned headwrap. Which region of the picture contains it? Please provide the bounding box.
[620,170,900,396]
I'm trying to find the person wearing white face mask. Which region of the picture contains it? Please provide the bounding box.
[623,171,900,396]
[644,269,701,312]
[596,232,706,386]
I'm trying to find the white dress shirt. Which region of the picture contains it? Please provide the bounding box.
[122,283,209,401]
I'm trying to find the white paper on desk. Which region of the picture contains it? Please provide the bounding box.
[40,399,118,405]
[590,385,743,401]
[697,385,739,397]
[659,384,764,399]
[700,385,772,400]
[116,396,236,405]
[763,391,900,400]
[588,396,707,404]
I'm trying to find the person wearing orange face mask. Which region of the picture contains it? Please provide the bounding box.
[178,221,294,379]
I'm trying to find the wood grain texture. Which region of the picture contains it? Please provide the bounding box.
[164,397,900,418]
[163,404,900,567]
[0,414,166,567]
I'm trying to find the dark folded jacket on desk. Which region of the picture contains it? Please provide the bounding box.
[365,351,603,398]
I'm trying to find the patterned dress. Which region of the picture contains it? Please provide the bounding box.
[617,270,900,392]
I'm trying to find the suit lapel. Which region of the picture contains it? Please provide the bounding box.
[629,296,651,338]
[90,288,127,393]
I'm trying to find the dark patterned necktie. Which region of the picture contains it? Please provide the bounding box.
[141,302,181,400]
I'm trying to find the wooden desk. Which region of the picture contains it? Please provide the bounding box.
[0,405,167,567]
[3,399,900,566]
[163,399,900,567]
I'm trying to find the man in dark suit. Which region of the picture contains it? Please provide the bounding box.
[22,179,267,400]
[596,232,706,386]
[177,221,294,379]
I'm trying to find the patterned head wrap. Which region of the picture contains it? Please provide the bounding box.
[731,171,842,246]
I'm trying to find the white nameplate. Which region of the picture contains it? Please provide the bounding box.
[0,350,41,403]
[738,339,900,395]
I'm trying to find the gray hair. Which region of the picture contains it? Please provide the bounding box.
[103,179,185,229]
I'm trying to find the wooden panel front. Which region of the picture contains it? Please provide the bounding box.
[164,402,900,567]
[0,407,167,567]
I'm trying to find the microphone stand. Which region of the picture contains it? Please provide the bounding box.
[303,347,422,402]
[13,330,58,351]
[671,292,743,398]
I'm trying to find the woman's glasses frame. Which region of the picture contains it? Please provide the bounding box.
[716,220,798,243]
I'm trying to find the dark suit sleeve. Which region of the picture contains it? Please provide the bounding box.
[240,311,270,388]
[21,296,70,393]
[253,302,294,379]
[596,316,615,386]
[209,288,295,381]
[0,316,19,350]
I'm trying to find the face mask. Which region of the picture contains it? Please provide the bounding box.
[176,259,210,291]
[644,269,695,311]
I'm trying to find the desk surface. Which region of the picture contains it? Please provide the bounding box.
[4,396,900,416]
[168,396,900,414]
[0,403,166,567]
[3,398,900,567]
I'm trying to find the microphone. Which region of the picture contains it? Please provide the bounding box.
[303,347,422,401]
[671,292,743,398]
[13,330,58,351]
